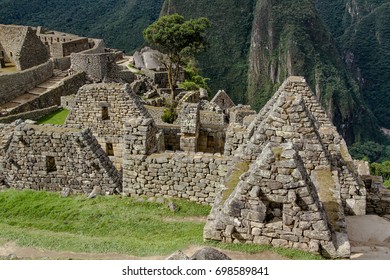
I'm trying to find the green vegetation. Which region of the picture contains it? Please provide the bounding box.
[0,189,321,259]
[207,241,324,260]
[179,61,210,92]
[370,161,390,188]
[315,0,390,144]
[0,189,210,256]
[223,161,250,202]
[37,108,69,125]
[161,107,177,124]
[246,0,381,145]
[0,0,165,53]
[161,0,255,104]
[144,13,210,96]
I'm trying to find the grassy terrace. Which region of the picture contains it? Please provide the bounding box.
[0,190,209,257]
[37,108,69,125]
[0,190,323,259]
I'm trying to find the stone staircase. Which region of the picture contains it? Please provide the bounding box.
[0,70,68,115]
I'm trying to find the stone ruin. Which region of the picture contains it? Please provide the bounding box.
[1,75,390,258]
[204,76,366,258]
[1,23,390,258]
[0,24,49,71]
[0,120,121,195]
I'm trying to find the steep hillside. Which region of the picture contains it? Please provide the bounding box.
[247,0,380,143]
[160,0,255,104]
[0,0,386,145]
[0,0,164,53]
[315,0,390,129]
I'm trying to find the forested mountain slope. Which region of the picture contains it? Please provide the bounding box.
[315,0,390,130]
[0,0,388,146]
[162,0,381,144]
[0,0,164,53]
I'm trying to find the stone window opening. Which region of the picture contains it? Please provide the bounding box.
[166,144,173,151]
[1,51,4,57]
[46,156,57,173]
[106,143,114,156]
[101,106,109,120]
[87,58,91,64]
[10,52,13,57]
[265,201,283,223]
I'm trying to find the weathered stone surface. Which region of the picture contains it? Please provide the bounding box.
[166,251,190,260]
[191,247,231,260]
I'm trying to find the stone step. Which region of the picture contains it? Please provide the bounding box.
[28,87,48,95]
[38,80,60,88]
[12,93,39,103]
[0,101,21,112]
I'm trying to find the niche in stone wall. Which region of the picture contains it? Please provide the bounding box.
[264,201,283,223]
[101,106,110,120]
[106,143,114,156]
[207,136,214,148]
[46,156,57,173]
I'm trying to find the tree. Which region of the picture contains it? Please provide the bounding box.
[143,13,211,98]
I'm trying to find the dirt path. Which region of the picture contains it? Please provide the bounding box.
[4,215,389,260]
[0,240,286,260]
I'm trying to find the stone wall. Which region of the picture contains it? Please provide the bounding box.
[52,57,71,70]
[365,176,390,215]
[123,152,230,204]
[161,126,181,151]
[1,123,121,194]
[180,103,200,152]
[65,83,152,168]
[71,49,135,83]
[229,105,256,125]
[2,72,85,116]
[205,142,349,258]
[224,124,251,156]
[52,38,90,58]
[0,25,49,70]
[0,61,53,106]
[198,127,226,154]
[211,90,235,112]
[0,106,59,124]
[235,77,366,215]
[200,111,225,127]
[18,27,50,70]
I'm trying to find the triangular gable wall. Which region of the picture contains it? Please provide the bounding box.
[205,142,350,258]
[204,76,365,258]
[2,123,121,194]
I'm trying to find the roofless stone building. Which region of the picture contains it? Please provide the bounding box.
[1,71,389,258]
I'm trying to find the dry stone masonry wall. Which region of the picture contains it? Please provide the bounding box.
[0,61,53,106]
[65,83,153,168]
[205,142,349,258]
[123,152,230,204]
[204,77,365,258]
[1,122,121,194]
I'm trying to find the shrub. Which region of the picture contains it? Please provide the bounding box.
[161,108,177,124]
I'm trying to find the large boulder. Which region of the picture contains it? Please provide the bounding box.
[191,247,231,260]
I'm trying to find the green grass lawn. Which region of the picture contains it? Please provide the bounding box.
[0,189,323,259]
[37,108,69,125]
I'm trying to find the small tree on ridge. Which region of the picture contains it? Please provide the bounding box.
[143,13,211,98]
